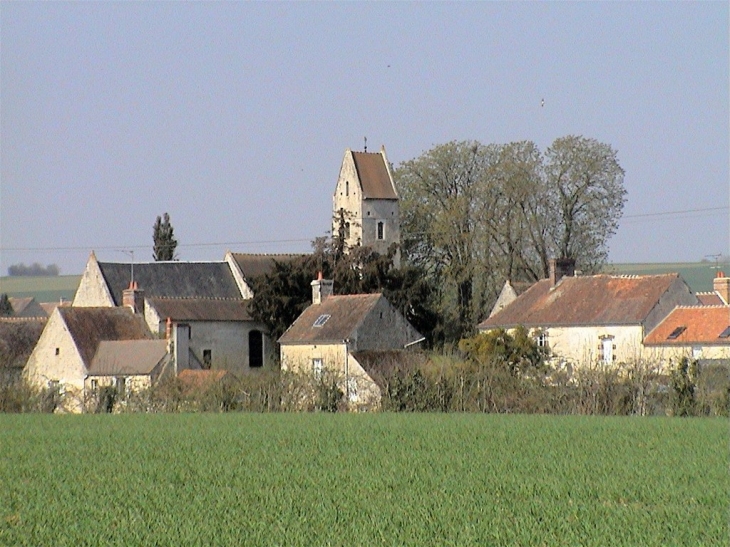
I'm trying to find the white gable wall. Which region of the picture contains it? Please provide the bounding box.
[72,254,115,307]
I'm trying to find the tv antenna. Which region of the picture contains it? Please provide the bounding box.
[364,136,367,152]
[116,249,135,285]
[705,253,722,271]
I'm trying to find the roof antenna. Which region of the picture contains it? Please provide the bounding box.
[364,136,367,153]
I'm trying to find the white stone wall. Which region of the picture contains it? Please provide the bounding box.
[72,254,115,307]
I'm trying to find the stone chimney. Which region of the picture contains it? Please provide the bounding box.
[549,258,576,287]
[311,272,334,305]
[714,271,730,304]
[122,281,145,314]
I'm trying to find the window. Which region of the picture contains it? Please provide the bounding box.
[599,336,615,363]
[91,379,98,391]
[55,347,60,356]
[535,332,548,348]
[345,222,351,239]
[345,180,349,196]
[203,350,212,369]
[692,347,702,359]
[377,221,384,240]
[313,314,331,327]
[667,326,686,340]
[115,377,126,397]
[249,330,263,368]
[312,358,323,377]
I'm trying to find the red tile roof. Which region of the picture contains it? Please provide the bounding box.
[479,273,692,329]
[352,152,397,200]
[644,306,730,345]
[697,292,725,306]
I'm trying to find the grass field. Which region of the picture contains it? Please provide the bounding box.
[0,414,726,546]
[0,275,80,303]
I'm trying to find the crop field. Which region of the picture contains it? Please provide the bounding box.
[0,275,80,304]
[607,262,729,293]
[0,414,726,546]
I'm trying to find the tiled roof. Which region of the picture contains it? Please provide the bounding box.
[178,369,232,390]
[58,307,152,367]
[147,297,254,322]
[697,292,725,306]
[352,152,397,200]
[279,293,382,344]
[479,273,689,329]
[88,340,168,376]
[8,297,47,318]
[98,261,242,306]
[644,306,730,346]
[228,253,305,280]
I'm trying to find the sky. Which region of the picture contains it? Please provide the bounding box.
[1,2,728,276]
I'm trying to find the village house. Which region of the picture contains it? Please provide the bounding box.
[478,258,699,369]
[24,307,156,412]
[332,146,401,267]
[278,275,423,409]
[0,318,46,386]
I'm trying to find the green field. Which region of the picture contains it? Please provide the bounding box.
[608,262,729,293]
[0,275,80,303]
[0,414,726,546]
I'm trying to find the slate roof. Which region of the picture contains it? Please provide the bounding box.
[98,261,242,305]
[279,293,382,344]
[228,253,305,280]
[697,292,725,306]
[644,306,730,346]
[0,318,46,369]
[8,297,47,317]
[352,151,397,200]
[479,274,689,329]
[88,340,168,376]
[58,307,152,367]
[147,297,254,322]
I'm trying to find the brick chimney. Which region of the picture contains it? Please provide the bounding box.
[714,271,730,304]
[311,272,334,305]
[122,281,145,314]
[549,258,576,287]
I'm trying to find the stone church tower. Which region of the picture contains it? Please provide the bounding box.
[332,146,401,267]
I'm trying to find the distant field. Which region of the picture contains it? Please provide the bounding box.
[607,262,729,293]
[0,414,726,546]
[0,275,80,303]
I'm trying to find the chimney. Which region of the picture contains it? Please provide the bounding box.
[311,272,334,305]
[714,271,730,304]
[549,258,576,287]
[122,281,145,314]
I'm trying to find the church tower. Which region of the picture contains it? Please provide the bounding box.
[332,145,401,267]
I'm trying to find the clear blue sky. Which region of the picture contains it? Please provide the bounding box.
[1,2,728,275]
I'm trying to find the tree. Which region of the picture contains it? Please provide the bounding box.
[395,136,627,342]
[152,213,178,261]
[0,294,13,317]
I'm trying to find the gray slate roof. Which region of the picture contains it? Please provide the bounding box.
[147,297,254,322]
[229,253,305,280]
[98,261,242,305]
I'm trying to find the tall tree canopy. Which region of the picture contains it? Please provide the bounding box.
[395,135,626,341]
[152,212,178,261]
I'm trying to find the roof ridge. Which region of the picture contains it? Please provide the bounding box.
[675,304,730,309]
[150,296,245,302]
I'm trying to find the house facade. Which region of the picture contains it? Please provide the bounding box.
[332,146,401,267]
[24,307,154,412]
[278,277,423,408]
[478,259,698,368]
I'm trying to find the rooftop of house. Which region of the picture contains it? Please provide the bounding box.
[278,293,383,344]
[479,273,692,329]
[58,307,152,367]
[351,151,397,200]
[147,297,254,322]
[228,252,305,281]
[8,297,47,318]
[0,318,46,369]
[98,261,242,305]
[644,305,730,346]
[696,292,726,306]
[88,339,169,376]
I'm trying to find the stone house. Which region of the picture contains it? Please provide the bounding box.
[478,259,698,368]
[332,146,401,267]
[278,276,423,409]
[24,307,154,412]
[72,252,276,374]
